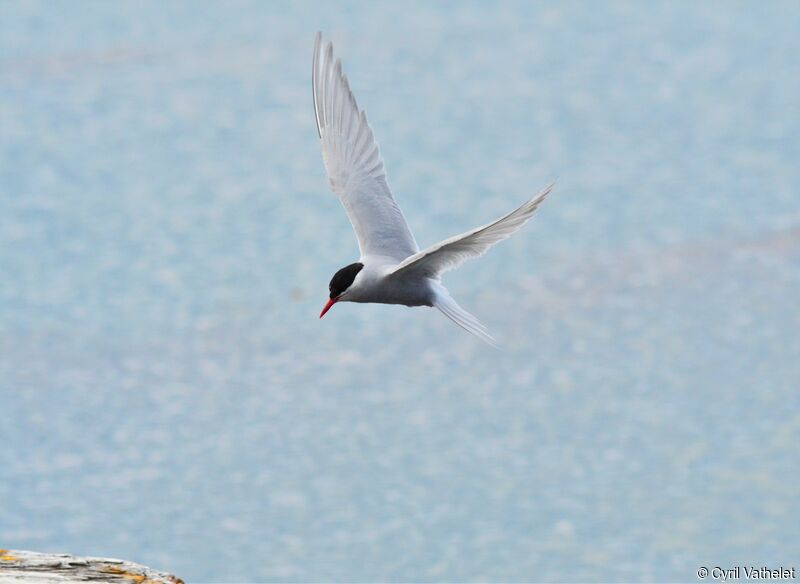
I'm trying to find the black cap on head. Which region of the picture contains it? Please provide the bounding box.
[329,262,363,298]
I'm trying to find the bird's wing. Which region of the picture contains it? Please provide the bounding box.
[388,183,554,279]
[313,32,418,261]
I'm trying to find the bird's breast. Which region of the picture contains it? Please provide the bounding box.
[350,272,435,307]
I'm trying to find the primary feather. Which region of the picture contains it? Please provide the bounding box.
[312,32,418,261]
[389,182,554,279]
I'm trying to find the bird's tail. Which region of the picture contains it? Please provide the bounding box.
[433,285,498,347]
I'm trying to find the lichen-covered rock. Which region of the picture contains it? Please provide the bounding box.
[0,550,182,584]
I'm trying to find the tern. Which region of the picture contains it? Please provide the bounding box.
[313,32,553,345]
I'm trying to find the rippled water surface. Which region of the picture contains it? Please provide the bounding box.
[1,2,799,581]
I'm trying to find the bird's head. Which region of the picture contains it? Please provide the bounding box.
[320,262,364,318]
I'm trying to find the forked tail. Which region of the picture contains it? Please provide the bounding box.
[433,286,498,347]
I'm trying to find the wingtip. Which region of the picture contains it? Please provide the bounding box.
[313,32,323,62]
[312,33,323,138]
[480,329,501,349]
[530,181,556,206]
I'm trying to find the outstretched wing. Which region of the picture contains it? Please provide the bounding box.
[313,32,418,261]
[389,183,554,279]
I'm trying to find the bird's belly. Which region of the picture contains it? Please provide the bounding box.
[353,278,435,307]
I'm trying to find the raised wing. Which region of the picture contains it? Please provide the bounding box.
[389,183,554,279]
[313,32,418,261]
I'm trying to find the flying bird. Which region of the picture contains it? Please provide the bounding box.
[313,32,553,345]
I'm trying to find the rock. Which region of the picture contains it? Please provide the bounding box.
[0,550,183,584]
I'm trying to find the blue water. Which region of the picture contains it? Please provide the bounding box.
[1,1,799,581]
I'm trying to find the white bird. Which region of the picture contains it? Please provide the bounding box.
[313,32,553,345]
